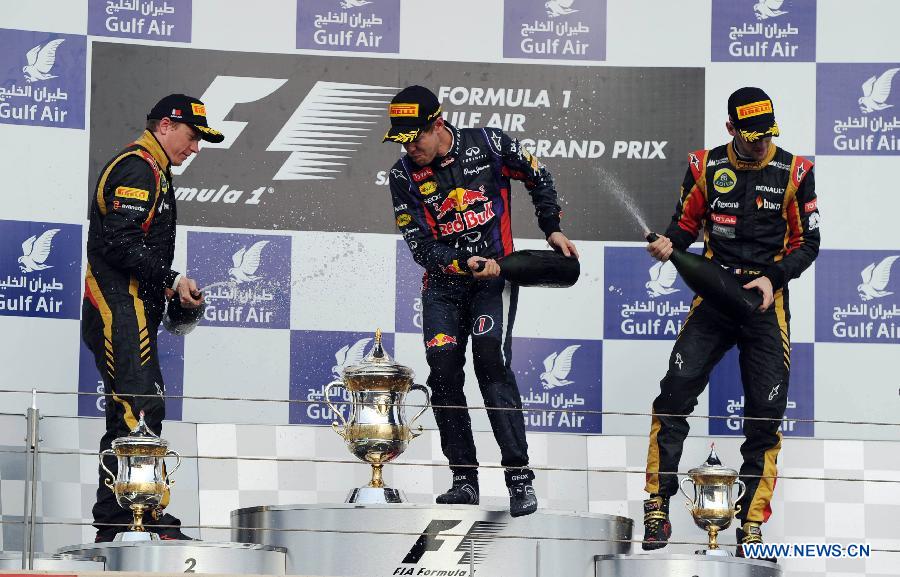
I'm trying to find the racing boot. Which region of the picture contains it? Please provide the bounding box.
[506,469,537,517]
[436,473,479,505]
[641,494,672,550]
[736,521,776,563]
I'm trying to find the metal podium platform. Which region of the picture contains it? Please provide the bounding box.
[58,541,286,574]
[595,554,782,577]
[0,552,105,571]
[232,503,633,577]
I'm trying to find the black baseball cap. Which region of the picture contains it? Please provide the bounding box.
[382,85,442,144]
[148,94,225,143]
[727,87,780,142]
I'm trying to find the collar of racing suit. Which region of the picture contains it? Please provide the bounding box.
[727,138,777,171]
[134,130,172,175]
[432,122,461,167]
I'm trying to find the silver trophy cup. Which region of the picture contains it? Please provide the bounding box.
[99,411,181,541]
[680,445,746,555]
[325,329,430,503]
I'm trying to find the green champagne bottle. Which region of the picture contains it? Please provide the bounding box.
[646,233,762,321]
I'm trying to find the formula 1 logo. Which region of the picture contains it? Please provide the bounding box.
[172,77,398,179]
[399,519,506,567]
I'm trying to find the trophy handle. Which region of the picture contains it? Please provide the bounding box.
[407,384,431,437]
[324,380,349,436]
[679,476,695,505]
[164,450,182,485]
[99,449,116,488]
[733,479,747,515]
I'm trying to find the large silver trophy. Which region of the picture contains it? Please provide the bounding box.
[325,329,430,503]
[680,445,746,555]
[99,411,181,541]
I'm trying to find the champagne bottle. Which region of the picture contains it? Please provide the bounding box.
[473,250,580,287]
[646,233,761,321]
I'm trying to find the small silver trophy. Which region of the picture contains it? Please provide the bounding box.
[680,444,746,555]
[325,329,430,503]
[99,411,181,541]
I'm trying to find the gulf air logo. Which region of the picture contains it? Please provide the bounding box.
[540,344,580,389]
[857,256,898,301]
[18,228,59,273]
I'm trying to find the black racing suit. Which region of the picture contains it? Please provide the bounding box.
[82,130,183,537]
[645,142,820,524]
[389,123,562,485]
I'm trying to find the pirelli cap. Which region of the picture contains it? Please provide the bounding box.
[727,87,780,142]
[148,94,225,143]
[383,85,442,144]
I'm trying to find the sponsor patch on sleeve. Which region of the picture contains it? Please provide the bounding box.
[191,102,206,117]
[396,213,412,227]
[114,186,150,201]
[804,198,817,213]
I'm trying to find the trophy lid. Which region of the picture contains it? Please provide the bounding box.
[687,444,738,477]
[342,329,414,380]
[111,411,169,451]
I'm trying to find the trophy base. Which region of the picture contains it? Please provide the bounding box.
[345,486,405,503]
[113,531,160,542]
[695,548,732,556]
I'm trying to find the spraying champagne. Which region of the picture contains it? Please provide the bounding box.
[645,232,761,322]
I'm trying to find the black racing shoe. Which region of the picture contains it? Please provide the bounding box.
[436,474,480,505]
[641,494,672,550]
[736,521,776,563]
[508,482,538,517]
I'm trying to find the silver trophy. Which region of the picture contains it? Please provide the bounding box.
[99,411,181,541]
[325,329,430,503]
[680,444,746,555]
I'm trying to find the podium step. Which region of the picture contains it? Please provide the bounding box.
[594,553,782,577]
[233,503,633,577]
[58,541,286,575]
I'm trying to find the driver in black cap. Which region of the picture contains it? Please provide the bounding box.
[83,94,223,541]
[383,85,578,517]
[642,87,820,559]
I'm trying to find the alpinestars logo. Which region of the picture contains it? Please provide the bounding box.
[174,77,398,180]
[397,519,506,573]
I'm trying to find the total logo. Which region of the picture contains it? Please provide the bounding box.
[756,195,781,211]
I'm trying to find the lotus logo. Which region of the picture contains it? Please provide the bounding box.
[545,0,577,18]
[645,261,679,298]
[18,228,60,273]
[857,255,898,301]
[539,345,580,389]
[22,39,64,83]
[332,338,372,378]
[858,68,899,114]
[228,240,269,284]
[753,0,788,20]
